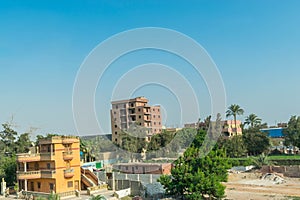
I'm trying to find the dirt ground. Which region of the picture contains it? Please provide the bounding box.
[224,171,300,200]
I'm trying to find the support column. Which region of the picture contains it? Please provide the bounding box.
[24,162,27,191]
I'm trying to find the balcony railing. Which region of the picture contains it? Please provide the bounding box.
[17,170,56,179]
[17,153,55,162]
[64,168,74,178]
[62,151,73,161]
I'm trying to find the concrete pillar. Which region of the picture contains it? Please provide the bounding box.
[112,172,115,191]
[1,178,6,195]
[150,174,152,183]
[24,162,27,192]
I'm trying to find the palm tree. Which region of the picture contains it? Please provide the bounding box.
[226,104,244,135]
[244,113,262,128]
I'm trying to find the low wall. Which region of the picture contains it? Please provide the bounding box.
[261,165,300,177]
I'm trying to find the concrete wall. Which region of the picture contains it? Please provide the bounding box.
[261,165,300,177]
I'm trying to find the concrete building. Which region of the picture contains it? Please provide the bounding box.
[16,136,81,197]
[113,163,172,175]
[184,120,242,137]
[110,97,162,144]
[222,120,243,136]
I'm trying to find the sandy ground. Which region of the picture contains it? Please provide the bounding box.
[224,172,300,200]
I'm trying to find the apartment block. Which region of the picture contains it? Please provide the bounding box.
[16,136,81,197]
[110,97,162,144]
[222,120,243,136]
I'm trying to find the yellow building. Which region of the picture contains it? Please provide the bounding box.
[16,136,81,197]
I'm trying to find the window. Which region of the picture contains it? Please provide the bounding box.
[116,105,118,109]
[47,163,51,169]
[152,108,155,111]
[115,138,118,142]
[138,108,141,112]
[115,125,117,128]
[125,166,128,170]
[154,122,156,125]
[30,182,34,191]
[139,115,141,119]
[153,115,155,118]
[114,111,116,114]
[135,166,138,169]
[49,183,54,191]
[47,145,51,152]
[158,115,160,118]
[37,182,41,189]
[159,122,161,125]
[115,131,117,135]
[158,109,160,112]
[68,181,73,188]
[34,163,39,170]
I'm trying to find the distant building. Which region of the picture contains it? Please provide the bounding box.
[16,136,81,197]
[184,123,198,129]
[113,163,172,175]
[222,120,243,137]
[260,127,285,138]
[185,120,243,137]
[110,97,162,145]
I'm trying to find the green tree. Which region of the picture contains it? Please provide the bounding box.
[158,130,230,199]
[0,123,18,154]
[15,132,32,153]
[244,113,262,128]
[0,156,17,186]
[220,136,247,158]
[243,131,270,156]
[226,104,244,135]
[283,116,300,148]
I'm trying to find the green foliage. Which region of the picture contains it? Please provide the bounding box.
[147,130,173,151]
[243,131,270,156]
[0,156,17,186]
[220,136,247,158]
[15,133,32,153]
[252,153,272,168]
[158,130,231,199]
[0,123,34,186]
[89,194,107,200]
[283,116,300,148]
[48,193,60,200]
[226,104,244,132]
[244,113,262,128]
[0,123,18,154]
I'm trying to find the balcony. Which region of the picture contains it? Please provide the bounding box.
[62,151,73,161]
[62,137,78,144]
[17,170,56,179]
[40,170,56,178]
[17,171,41,179]
[64,168,74,178]
[17,153,55,163]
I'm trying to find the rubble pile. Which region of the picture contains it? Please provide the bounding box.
[261,173,286,184]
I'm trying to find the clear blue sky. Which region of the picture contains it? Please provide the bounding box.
[1,0,300,135]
